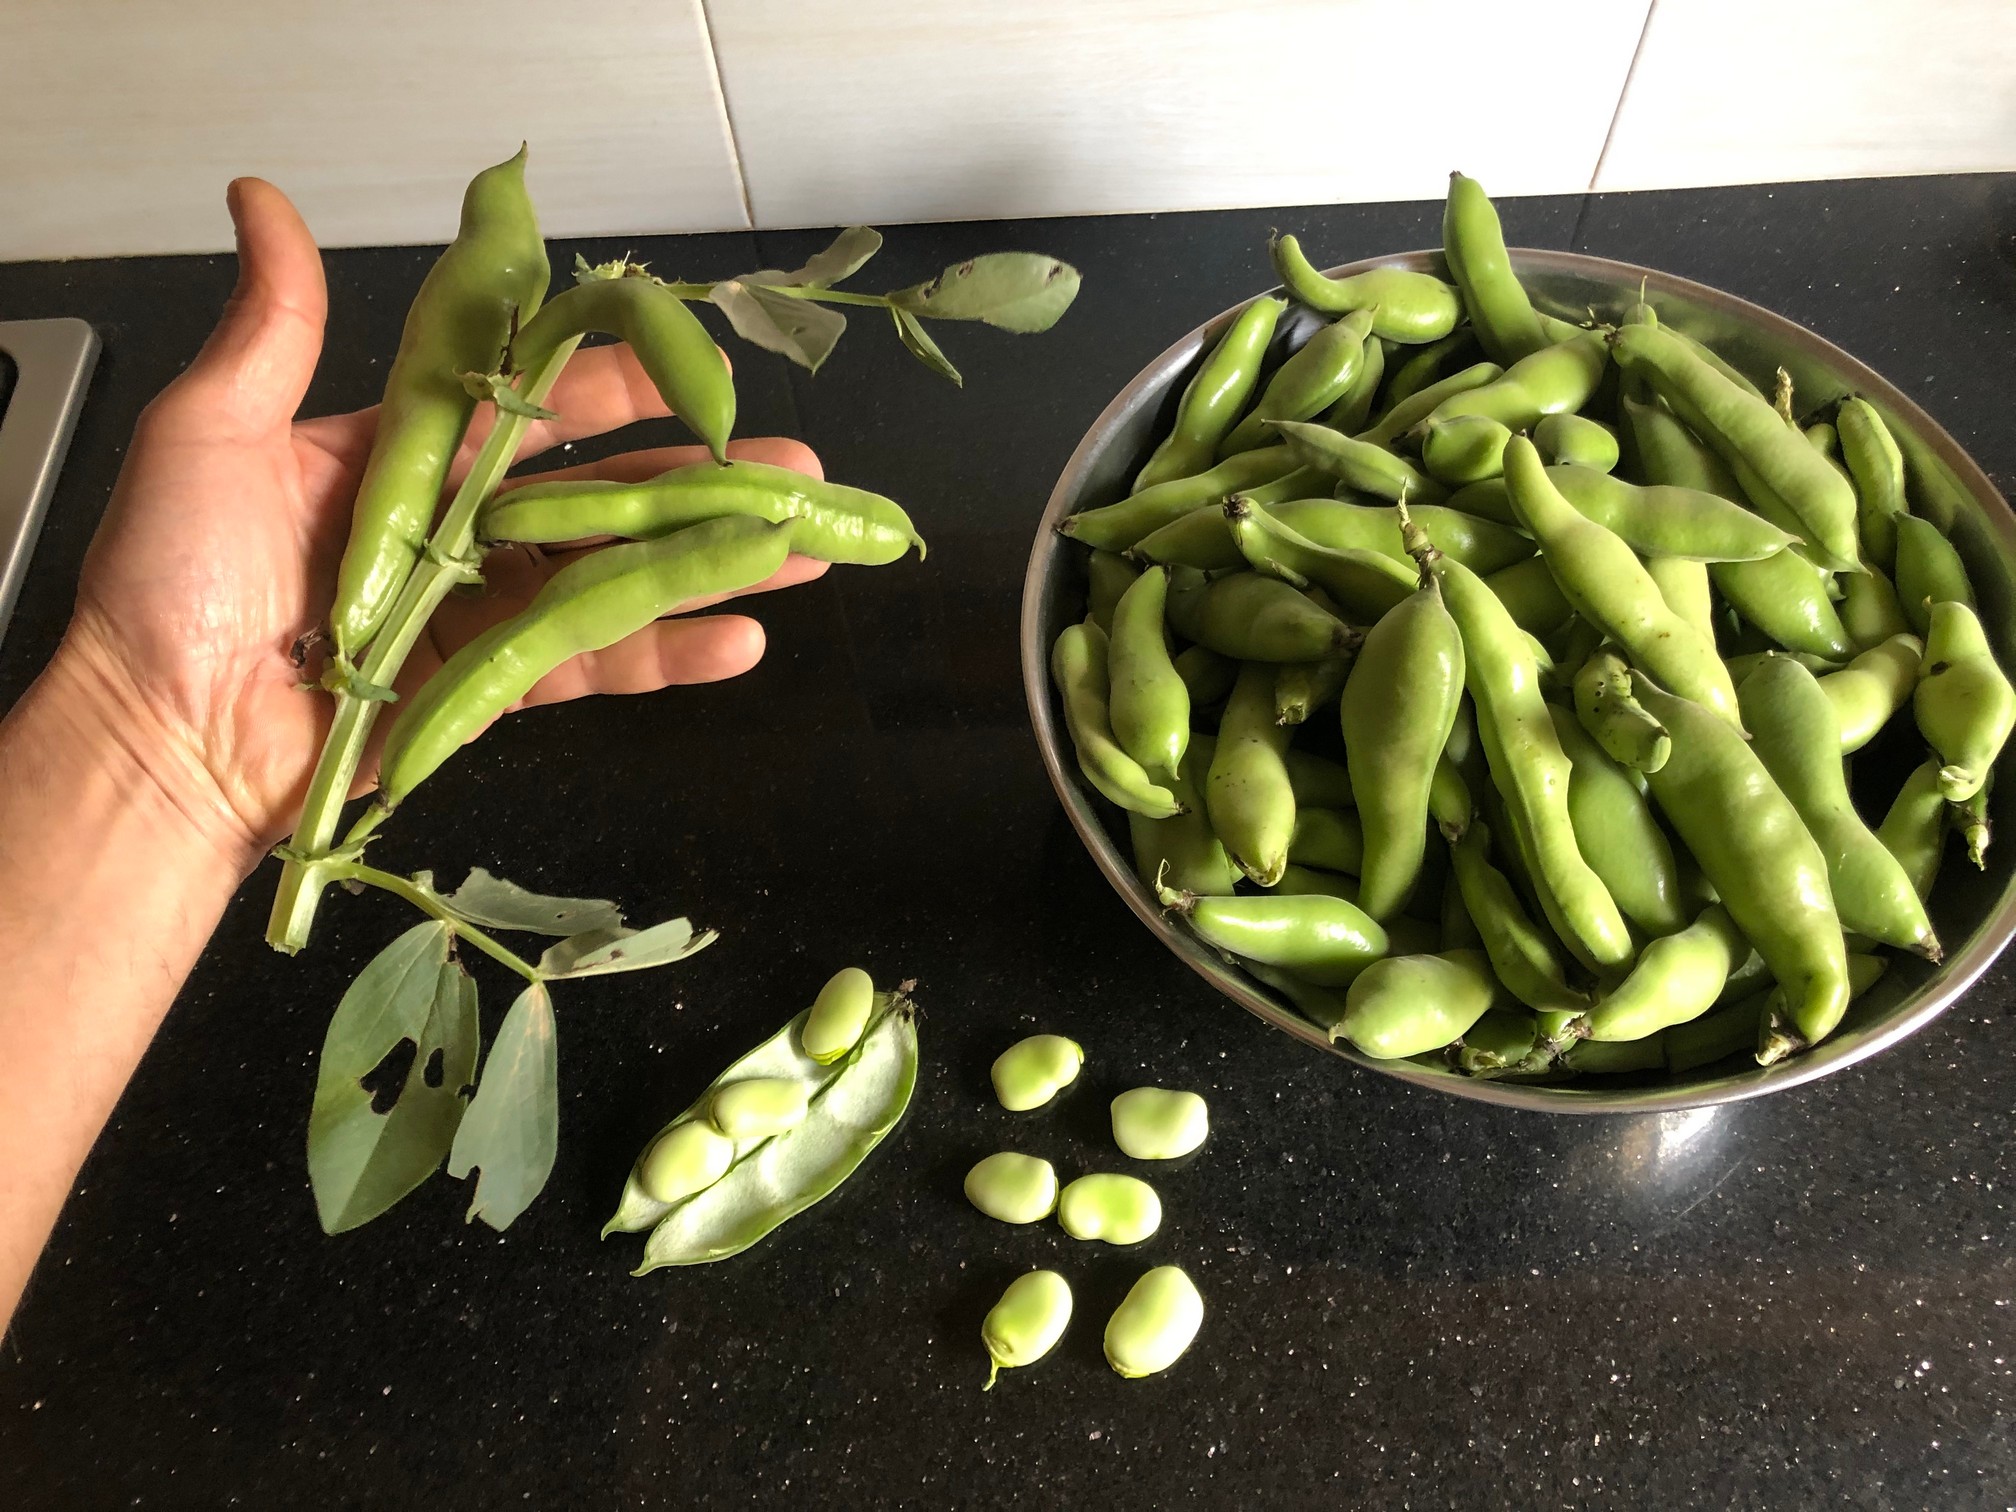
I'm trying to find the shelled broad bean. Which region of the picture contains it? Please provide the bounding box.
[1049,173,2012,1078]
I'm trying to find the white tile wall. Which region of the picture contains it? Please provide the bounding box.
[0,0,748,261]
[707,0,1652,228]
[1597,0,2016,190]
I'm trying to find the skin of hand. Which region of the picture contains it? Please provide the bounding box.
[0,177,828,1332]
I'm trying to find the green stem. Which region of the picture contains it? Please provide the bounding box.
[264,339,583,954]
[656,280,891,310]
[334,863,543,983]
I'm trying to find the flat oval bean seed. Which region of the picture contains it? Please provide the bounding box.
[801,966,876,1064]
[1915,599,2014,802]
[638,1121,735,1204]
[1060,446,1302,551]
[982,1271,1073,1389]
[965,1153,1060,1224]
[1339,948,1501,1059]
[1106,1266,1204,1379]
[1818,633,1922,753]
[1135,296,1286,491]
[991,1035,1085,1111]
[1894,513,1977,636]
[1270,234,1464,342]
[1110,1088,1210,1160]
[1058,1174,1163,1244]
[1534,413,1620,472]
[1051,622,1184,818]
[710,1078,810,1140]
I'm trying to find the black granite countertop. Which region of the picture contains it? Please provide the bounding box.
[3,175,2015,1509]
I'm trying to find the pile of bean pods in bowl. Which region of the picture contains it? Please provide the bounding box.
[1024,172,2016,1109]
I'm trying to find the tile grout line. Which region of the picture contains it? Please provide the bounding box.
[1587,0,1659,197]
[693,0,757,230]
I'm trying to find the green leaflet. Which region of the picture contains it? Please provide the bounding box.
[447,982,559,1231]
[439,867,623,937]
[890,305,963,386]
[536,915,718,978]
[709,280,847,373]
[605,989,919,1270]
[758,225,883,289]
[890,253,1082,333]
[308,922,480,1234]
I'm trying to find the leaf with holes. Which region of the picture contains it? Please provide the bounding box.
[537,916,719,979]
[308,922,480,1234]
[888,253,1081,333]
[889,306,963,387]
[747,226,883,290]
[447,982,558,1231]
[442,867,624,937]
[708,280,847,372]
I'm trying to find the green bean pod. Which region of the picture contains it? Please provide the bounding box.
[1220,309,1378,456]
[1271,420,1448,505]
[1131,746,1242,897]
[1270,234,1463,342]
[1548,704,1686,937]
[1755,952,1893,1066]
[1561,1035,1666,1075]
[377,515,790,808]
[1481,556,1577,639]
[1836,397,1909,572]
[1647,557,1718,650]
[1126,500,1243,570]
[1338,948,1500,1059]
[1107,566,1189,776]
[1269,498,1532,576]
[1086,549,1140,633]
[1059,446,1301,550]
[1357,361,1505,449]
[1267,864,1360,903]
[1318,334,1386,433]
[1289,807,1365,874]
[1505,438,1743,730]
[1051,621,1185,818]
[1572,648,1674,770]
[1223,498,1417,621]
[1448,821,1585,1014]
[1342,571,1466,919]
[1166,570,1357,662]
[1420,414,1513,487]
[1539,465,1798,563]
[1419,331,1610,435]
[1173,644,1236,707]
[1380,332,1480,414]
[1440,871,1483,949]
[1576,906,1749,1042]
[511,272,735,464]
[1839,561,1911,652]
[1631,674,1851,1047]
[1610,324,1859,571]
[1274,654,1355,726]
[1817,633,1922,753]
[1875,757,1952,900]
[1454,1007,1539,1074]
[1915,599,2014,802]
[1894,513,1977,636]
[1135,297,1287,491]
[481,459,924,564]
[1534,414,1620,473]
[330,148,550,658]
[1441,173,1550,364]
[1205,663,1297,885]
[1158,878,1387,987]
[1739,656,1938,956]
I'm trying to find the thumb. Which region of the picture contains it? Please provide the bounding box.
[166,178,328,432]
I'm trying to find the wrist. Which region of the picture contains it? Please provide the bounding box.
[2,641,263,888]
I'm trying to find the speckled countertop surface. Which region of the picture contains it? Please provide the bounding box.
[2,175,2014,1509]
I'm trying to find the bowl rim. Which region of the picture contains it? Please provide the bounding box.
[1020,244,2016,1114]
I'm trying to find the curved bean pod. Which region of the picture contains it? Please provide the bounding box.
[1448,819,1585,1014]
[1419,331,1610,434]
[1915,599,2014,802]
[1051,620,1185,818]
[1107,566,1190,776]
[1836,397,1908,573]
[1875,758,1952,901]
[1356,361,1504,449]
[1159,877,1387,986]
[1220,308,1378,455]
[1817,633,1922,753]
[1269,498,1532,576]
[1270,234,1463,342]
[1134,296,1286,491]
[1534,413,1619,472]
[1338,948,1501,1059]
[1271,420,1448,506]
[1894,513,1977,636]
[1059,445,1302,550]
[1204,662,1297,885]
[1548,705,1687,937]
[1576,905,1749,1042]
[1165,570,1357,662]
[1224,498,1418,621]
[1441,173,1550,364]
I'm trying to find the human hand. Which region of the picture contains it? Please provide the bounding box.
[49,178,826,874]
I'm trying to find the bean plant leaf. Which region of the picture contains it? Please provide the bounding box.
[447,982,558,1231]
[603,991,919,1269]
[574,252,635,284]
[308,922,480,1234]
[889,306,963,387]
[752,226,882,289]
[888,252,1081,333]
[443,868,624,937]
[708,280,847,372]
[537,916,720,979]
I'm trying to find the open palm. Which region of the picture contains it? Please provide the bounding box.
[58,178,825,867]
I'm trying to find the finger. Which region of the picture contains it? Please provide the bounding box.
[509,614,767,708]
[451,344,670,480]
[154,179,328,435]
[499,435,825,494]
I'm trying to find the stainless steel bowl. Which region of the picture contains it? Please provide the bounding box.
[1022,247,2016,1112]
